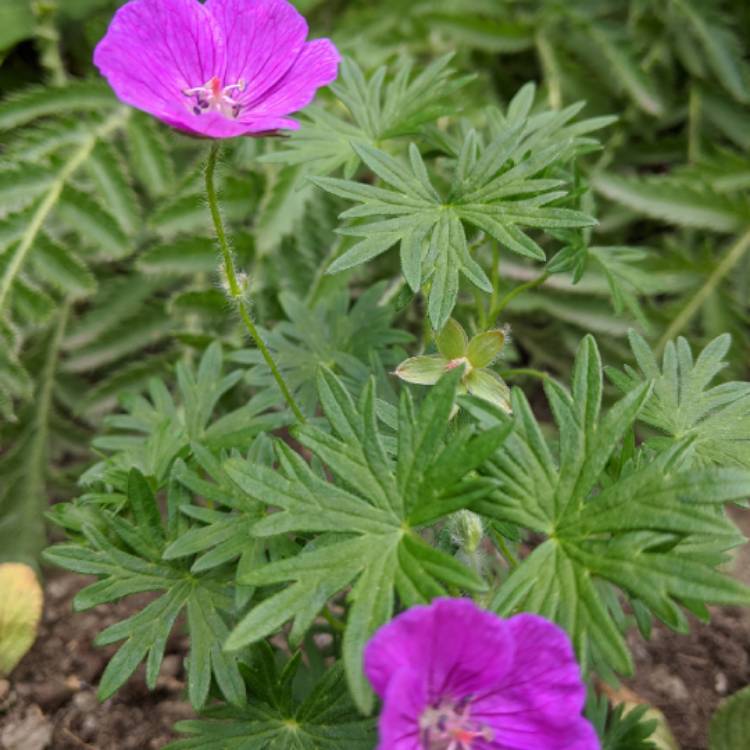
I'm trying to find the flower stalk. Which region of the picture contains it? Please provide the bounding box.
[205,143,306,424]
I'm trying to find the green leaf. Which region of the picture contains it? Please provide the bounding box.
[591,173,750,232]
[43,492,244,709]
[86,141,141,235]
[223,369,501,711]
[264,54,471,177]
[607,331,750,469]
[165,662,375,750]
[469,335,750,675]
[414,9,533,53]
[57,186,130,259]
[230,284,409,417]
[676,0,750,104]
[0,0,34,52]
[0,80,117,131]
[31,234,96,298]
[125,113,175,197]
[583,23,666,116]
[709,685,750,750]
[318,101,598,327]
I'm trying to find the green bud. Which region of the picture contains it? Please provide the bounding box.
[395,355,447,385]
[450,510,485,554]
[464,369,512,414]
[435,319,467,359]
[466,330,506,368]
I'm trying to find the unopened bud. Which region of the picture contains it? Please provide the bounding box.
[450,510,484,554]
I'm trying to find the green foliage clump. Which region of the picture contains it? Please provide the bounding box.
[2,0,750,747]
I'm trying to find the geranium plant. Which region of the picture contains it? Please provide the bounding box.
[1,0,749,747]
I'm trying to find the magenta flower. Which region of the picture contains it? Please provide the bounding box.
[93,0,340,138]
[364,598,599,750]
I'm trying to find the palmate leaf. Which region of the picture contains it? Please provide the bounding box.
[43,468,246,709]
[222,366,510,712]
[315,91,599,326]
[607,331,750,469]
[466,335,750,676]
[89,343,290,483]
[586,693,658,750]
[262,55,471,178]
[167,651,374,750]
[229,283,411,416]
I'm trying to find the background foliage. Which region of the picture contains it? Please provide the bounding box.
[2,0,750,746]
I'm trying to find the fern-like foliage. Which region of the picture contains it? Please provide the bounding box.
[222,367,510,711]
[43,345,282,706]
[262,55,472,178]
[167,650,375,750]
[315,84,608,327]
[607,331,750,469]
[468,335,750,675]
[45,467,247,709]
[230,284,410,415]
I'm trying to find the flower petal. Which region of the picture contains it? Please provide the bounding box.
[364,599,515,701]
[205,0,309,99]
[241,38,341,120]
[375,670,425,750]
[94,0,225,121]
[474,614,599,749]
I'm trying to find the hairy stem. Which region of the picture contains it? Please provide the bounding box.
[205,143,305,424]
[489,270,550,320]
[657,227,750,352]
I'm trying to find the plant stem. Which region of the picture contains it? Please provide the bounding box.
[205,143,305,424]
[498,367,550,382]
[657,226,750,353]
[491,528,519,570]
[688,85,702,164]
[489,270,550,320]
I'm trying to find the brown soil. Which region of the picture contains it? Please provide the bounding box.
[1,508,749,750]
[0,573,193,750]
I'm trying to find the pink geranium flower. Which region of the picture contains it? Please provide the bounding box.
[364,598,599,750]
[94,0,340,138]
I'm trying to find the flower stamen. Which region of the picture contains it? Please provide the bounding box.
[182,76,246,118]
[419,697,493,750]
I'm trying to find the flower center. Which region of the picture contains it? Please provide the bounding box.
[419,696,493,750]
[182,76,245,118]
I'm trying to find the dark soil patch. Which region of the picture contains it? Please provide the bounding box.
[627,606,750,749]
[0,572,193,750]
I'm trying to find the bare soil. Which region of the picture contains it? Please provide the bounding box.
[0,573,193,750]
[1,507,748,750]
